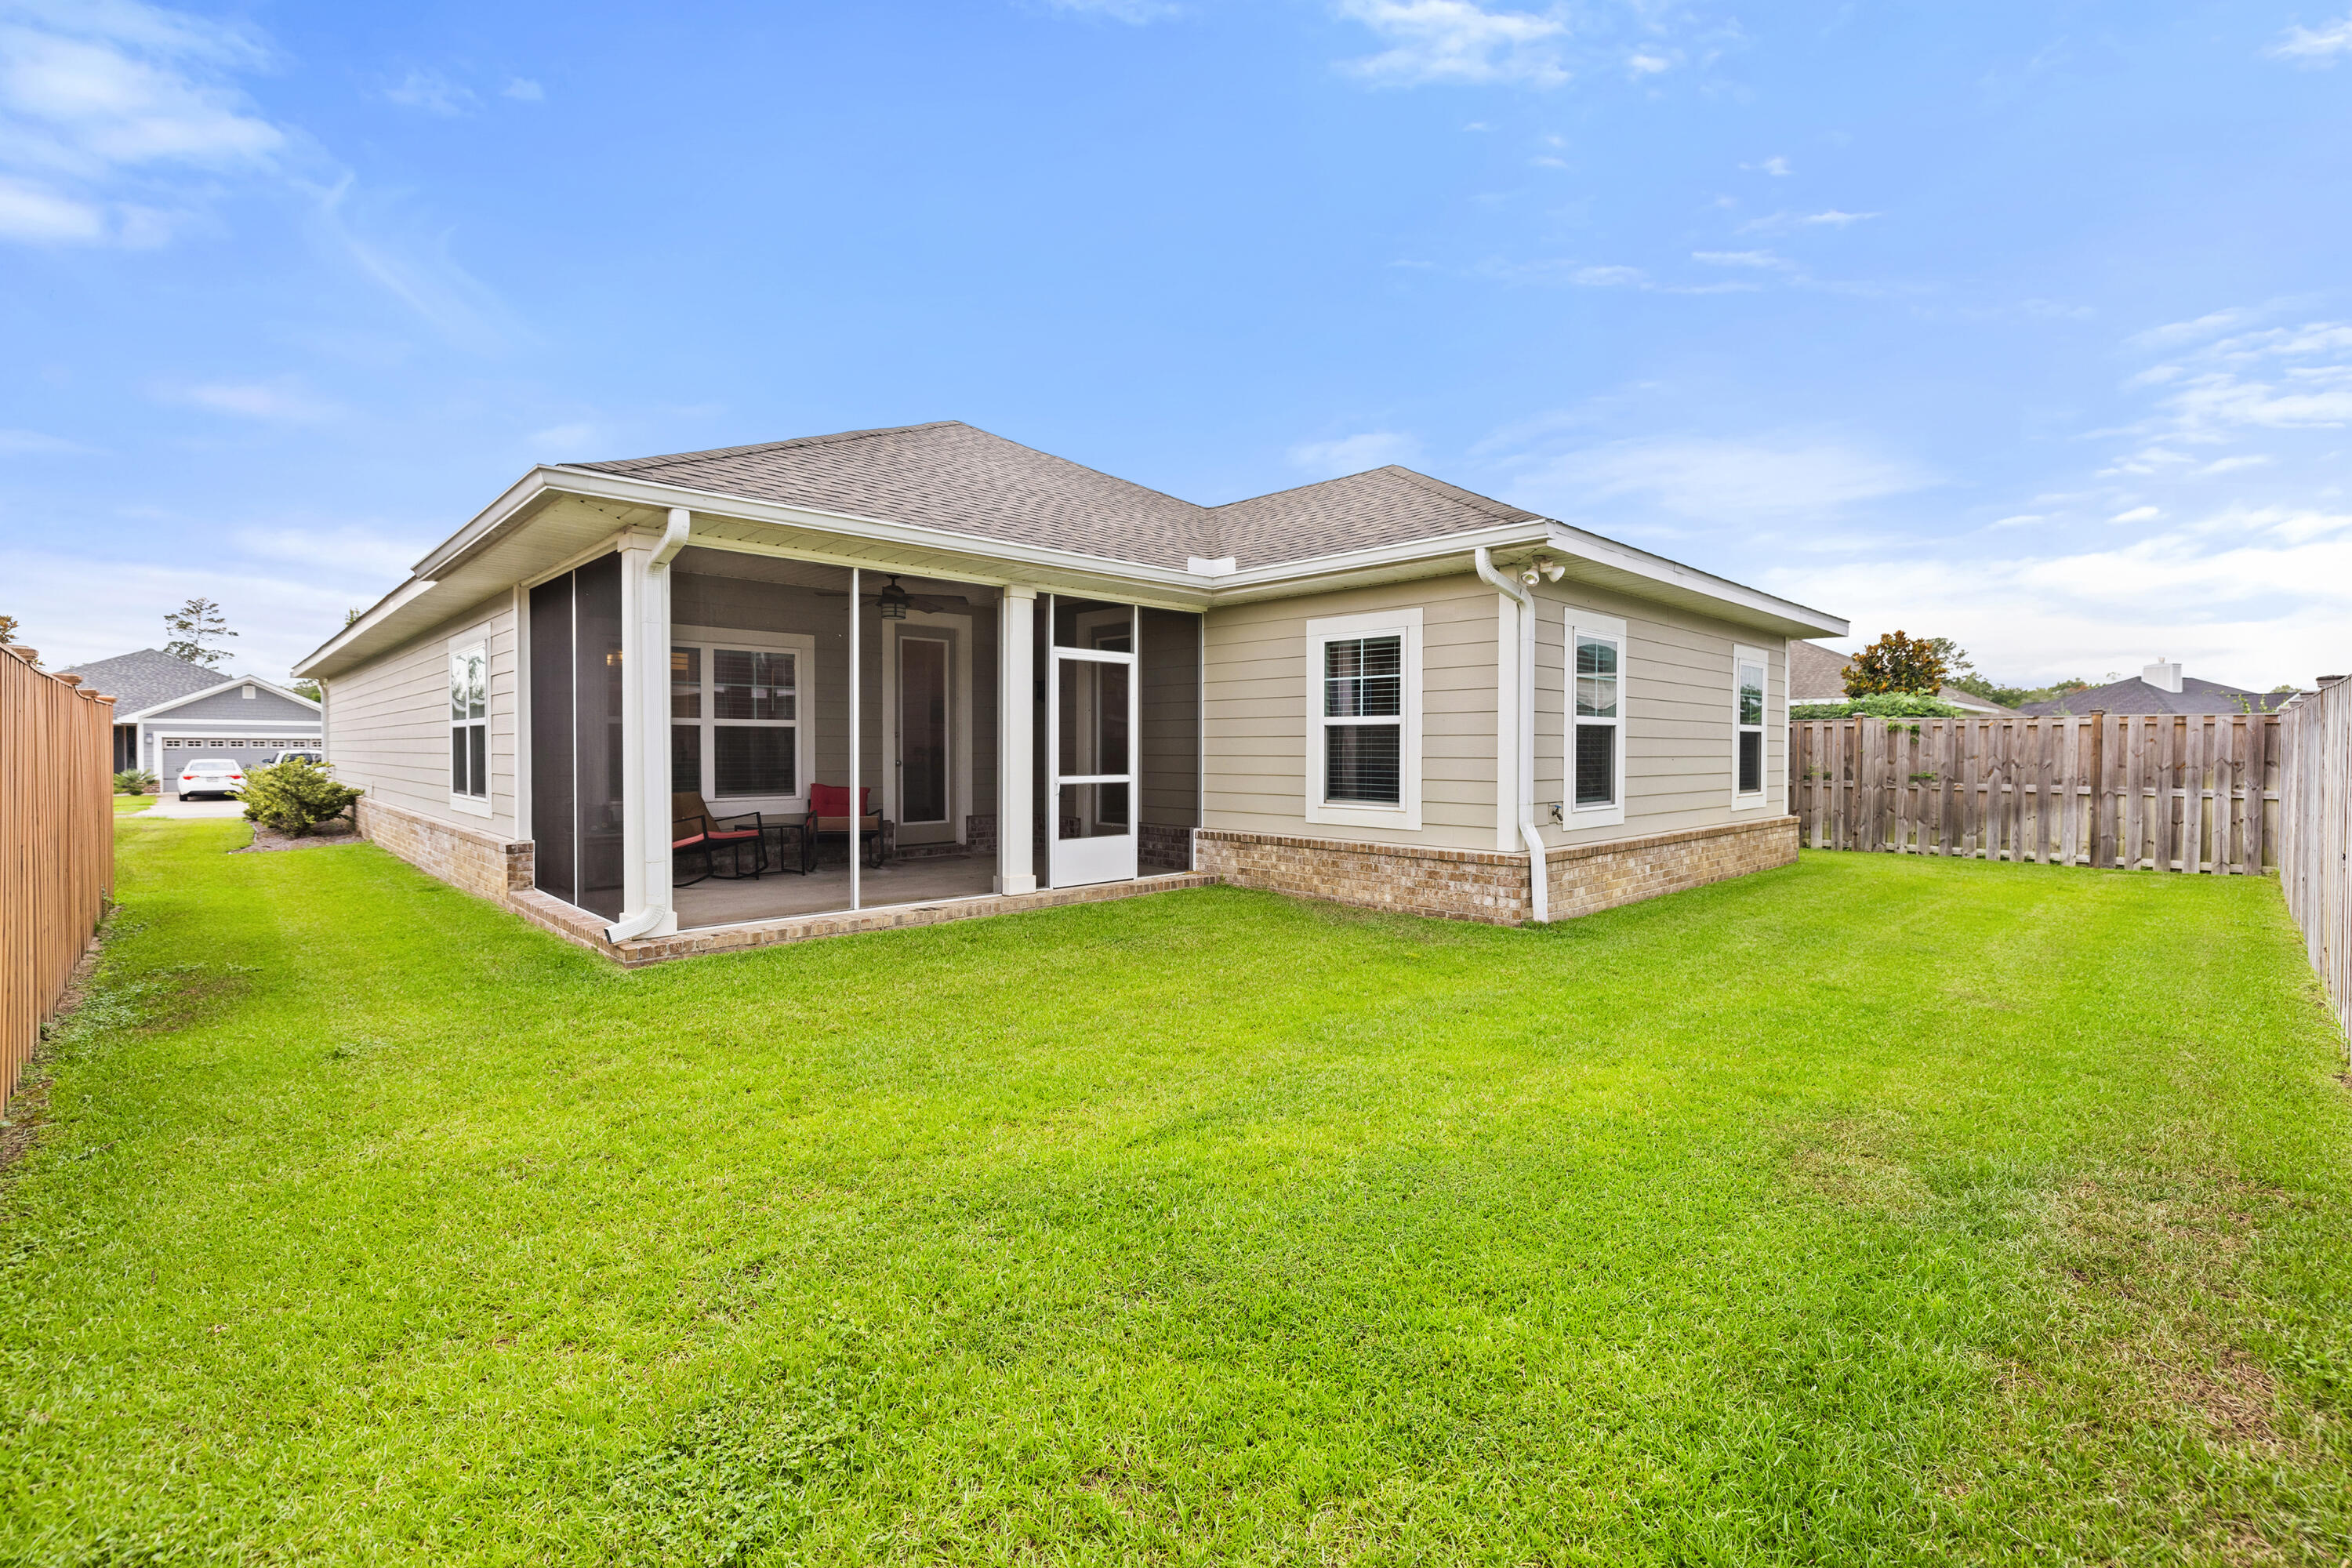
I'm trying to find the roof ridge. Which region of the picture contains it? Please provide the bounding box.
[1209,464,1540,528]
[568,421,967,474]
[1375,465,1543,526]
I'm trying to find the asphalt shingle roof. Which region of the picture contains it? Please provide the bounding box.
[54,648,224,716]
[565,422,1544,571]
[2018,675,2282,717]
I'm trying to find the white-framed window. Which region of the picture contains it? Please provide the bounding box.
[448,638,489,812]
[1732,643,1769,808]
[670,626,815,806]
[1304,607,1421,831]
[1566,612,1628,829]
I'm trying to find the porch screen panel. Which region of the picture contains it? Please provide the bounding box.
[572,552,626,920]
[900,637,949,823]
[528,575,577,903]
[1139,608,1201,871]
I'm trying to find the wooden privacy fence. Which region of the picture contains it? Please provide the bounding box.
[2280,679,2352,1043]
[2,644,116,1116]
[1792,713,2281,873]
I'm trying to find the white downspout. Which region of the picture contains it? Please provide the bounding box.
[604,507,693,944]
[1473,546,1548,925]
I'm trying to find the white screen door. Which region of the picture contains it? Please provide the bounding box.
[1048,625,1138,887]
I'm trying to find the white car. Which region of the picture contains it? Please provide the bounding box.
[176,757,249,799]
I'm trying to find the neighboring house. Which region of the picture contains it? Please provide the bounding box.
[2017,660,2285,717]
[292,420,1845,956]
[57,648,323,793]
[55,648,227,770]
[1787,639,2009,714]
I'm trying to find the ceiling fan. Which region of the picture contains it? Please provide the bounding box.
[814,575,970,617]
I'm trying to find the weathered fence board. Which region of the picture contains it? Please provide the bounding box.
[2281,680,2352,1045]
[1792,713,2283,873]
[2,645,116,1116]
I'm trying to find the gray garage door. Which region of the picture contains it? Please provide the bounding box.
[158,735,321,795]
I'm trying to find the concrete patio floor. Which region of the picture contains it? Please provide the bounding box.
[670,854,1000,928]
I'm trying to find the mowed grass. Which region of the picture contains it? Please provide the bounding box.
[3,818,2350,1566]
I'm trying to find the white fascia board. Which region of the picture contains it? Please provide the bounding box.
[1207,521,1552,599]
[292,575,441,677]
[117,673,321,724]
[1544,523,1847,638]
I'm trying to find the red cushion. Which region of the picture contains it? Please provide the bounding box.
[808,784,869,816]
[708,828,758,841]
[672,833,706,851]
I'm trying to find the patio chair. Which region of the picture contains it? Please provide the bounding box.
[671,790,768,886]
[805,783,892,871]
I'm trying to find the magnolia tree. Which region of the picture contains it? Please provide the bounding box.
[1842,630,1952,697]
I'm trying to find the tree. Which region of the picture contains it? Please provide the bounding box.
[1926,637,1974,677]
[1843,630,1951,697]
[0,614,19,645]
[286,677,322,702]
[163,597,237,667]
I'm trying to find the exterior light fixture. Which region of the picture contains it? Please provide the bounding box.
[876,575,911,621]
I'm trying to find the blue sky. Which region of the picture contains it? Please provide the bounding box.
[4,0,2350,689]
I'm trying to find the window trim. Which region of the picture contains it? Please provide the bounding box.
[670,624,815,809]
[448,636,492,818]
[1731,641,1770,810]
[1303,607,1422,832]
[1564,610,1628,829]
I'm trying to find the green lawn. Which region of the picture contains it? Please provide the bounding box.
[4,818,2349,1565]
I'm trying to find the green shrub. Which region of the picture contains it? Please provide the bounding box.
[240,757,362,837]
[113,769,157,795]
[1791,693,1969,720]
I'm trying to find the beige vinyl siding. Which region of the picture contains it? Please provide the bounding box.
[1532,579,1785,846]
[1203,575,1499,852]
[325,597,518,834]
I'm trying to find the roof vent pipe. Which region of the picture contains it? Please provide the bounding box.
[2143,658,2183,694]
[1473,546,1548,925]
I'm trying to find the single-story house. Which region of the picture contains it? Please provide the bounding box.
[1787,639,2009,714]
[292,421,1846,960]
[57,648,321,789]
[2017,660,2285,717]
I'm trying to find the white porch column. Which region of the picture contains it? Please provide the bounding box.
[997,585,1037,895]
[607,508,691,942]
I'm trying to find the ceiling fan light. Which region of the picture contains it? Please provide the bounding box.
[877,575,911,620]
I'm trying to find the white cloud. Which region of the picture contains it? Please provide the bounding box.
[2266,15,2352,62]
[160,376,343,423]
[1044,0,1184,20]
[1287,430,1424,476]
[501,77,543,102]
[1743,154,1791,176]
[527,422,596,452]
[1741,209,1878,235]
[1334,0,1570,87]
[0,0,288,246]
[2110,505,2160,523]
[0,171,100,238]
[1625,49,1672,75]
[383,68,474,116]
[310,177,524,354]
[1766,508,2352,689]
[1497,430,1938,522]
[0,426,98,453]
[1692,248,1790,269]
[2198,454,2272,475]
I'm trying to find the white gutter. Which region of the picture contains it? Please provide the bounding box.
[1473,546,1548,926]
[604,508,693,945]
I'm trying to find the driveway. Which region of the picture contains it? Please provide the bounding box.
[142,798,249,820]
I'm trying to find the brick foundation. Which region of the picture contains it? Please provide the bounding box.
[1196,815,1798,926]
[354,798,531,902]
[1546,815,1798,919]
